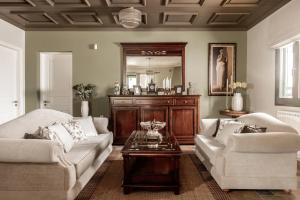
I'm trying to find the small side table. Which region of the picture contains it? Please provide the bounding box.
[219,110,249,118]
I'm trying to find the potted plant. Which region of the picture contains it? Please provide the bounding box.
[73,83,96,117]
[230,81,247,111]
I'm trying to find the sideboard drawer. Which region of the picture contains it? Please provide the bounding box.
[112,99,133,105]
[174,98,196,106]
[135,98,173,106]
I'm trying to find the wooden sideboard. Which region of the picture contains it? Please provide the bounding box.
[108,95,200,144]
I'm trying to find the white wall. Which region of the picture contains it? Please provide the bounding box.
[247,0,300,116]
[0,19,25,49]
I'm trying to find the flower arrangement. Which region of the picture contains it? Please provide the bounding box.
[73,83,96,101]
[230,81,247,93]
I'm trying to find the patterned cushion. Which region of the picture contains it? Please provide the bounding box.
[62,120,87,142]
[240,125,267,133]
[215,120,244,145]
[40,123,74,152]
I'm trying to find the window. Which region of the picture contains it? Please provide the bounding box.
[127,75,137,89]
[275,41,300,106]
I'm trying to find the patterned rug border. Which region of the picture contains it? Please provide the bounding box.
[76,154,231,200]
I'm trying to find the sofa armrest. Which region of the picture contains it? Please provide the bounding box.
[0,139,65,163]
[93,117,109,134]
[200,118,218,136]
[227,132,300,153]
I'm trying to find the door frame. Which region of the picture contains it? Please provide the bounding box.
[0,40,25,116]
[39,51,73,114]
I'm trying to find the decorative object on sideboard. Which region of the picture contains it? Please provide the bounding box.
[118,7,142,29]
[133,85,142,95]
[148,79,156,94]
[73,83,96,117]
[175,85,183,95]
[114,81,120,95]
[140,120,166,142]
[163,77,172,95]
[187,82,193,95]
[230,81,247,111]
[208,43,236,96]
[121,84,130,95]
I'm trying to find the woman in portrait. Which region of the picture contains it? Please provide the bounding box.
[215,48,227,90]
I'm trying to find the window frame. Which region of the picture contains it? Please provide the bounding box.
[275,41,300,107]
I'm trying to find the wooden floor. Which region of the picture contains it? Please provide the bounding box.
[108,145,300,200]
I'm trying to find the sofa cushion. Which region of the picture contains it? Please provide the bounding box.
[0,109,72,139]
[195,135,225,165]
[74,117,98,136]
[215,120,244,145]
[65,133,113,178]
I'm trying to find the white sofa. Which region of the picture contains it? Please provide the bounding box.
[0,109,113,200]
[195,113,300,191]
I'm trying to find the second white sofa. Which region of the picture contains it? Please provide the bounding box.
[195,113,300,191]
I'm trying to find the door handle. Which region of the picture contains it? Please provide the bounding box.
[12,100,18,107]
[43,100,50,106]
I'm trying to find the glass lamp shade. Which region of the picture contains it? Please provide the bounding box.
[119,7,142,29]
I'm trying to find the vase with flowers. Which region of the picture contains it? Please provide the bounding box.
[230,81,247,111]
[73,83,96,117]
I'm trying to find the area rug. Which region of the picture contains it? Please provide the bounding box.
[76,154,231,200]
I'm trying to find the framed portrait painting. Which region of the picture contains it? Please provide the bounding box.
[208,43,236,96]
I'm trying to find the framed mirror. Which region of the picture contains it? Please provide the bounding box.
[121,43,187,92]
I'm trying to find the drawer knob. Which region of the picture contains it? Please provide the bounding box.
[167,101,170,104]
[184,100,188,104]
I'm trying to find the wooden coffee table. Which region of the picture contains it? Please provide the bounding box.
[121,130,182,194]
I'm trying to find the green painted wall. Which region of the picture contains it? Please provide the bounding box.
[25,31,247,118]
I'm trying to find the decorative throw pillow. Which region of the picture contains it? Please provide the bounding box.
[24,133,48,139]
[24,127,48,139]
[240,125,267,133]
[74,116,98,136]
[62,120,86,142]
[212,118,238,137]
[41,123,74,152]
[215,120,244,145]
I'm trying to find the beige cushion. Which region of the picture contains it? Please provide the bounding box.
[195,135,225,165]
[215,121,244,145]
[0,139,64,163]
[46,123,74,153]
[65,133,113,178]
[74,117,98,136]
[0,109,72,139]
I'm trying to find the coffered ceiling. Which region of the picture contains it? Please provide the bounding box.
[0,0,291,31]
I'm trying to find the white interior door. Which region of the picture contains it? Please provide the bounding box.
[40,52,73,114]
[0,44,23,124]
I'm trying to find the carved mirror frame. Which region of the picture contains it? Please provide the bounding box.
[121,42,187,91]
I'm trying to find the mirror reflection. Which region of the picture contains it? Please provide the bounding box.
[126,56,182,89]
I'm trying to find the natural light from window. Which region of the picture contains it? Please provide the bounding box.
[279,43,294,98]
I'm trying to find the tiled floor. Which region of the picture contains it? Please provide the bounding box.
[108,145,300,200]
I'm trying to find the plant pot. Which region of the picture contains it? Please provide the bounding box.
[231,92,243,111]
[81,101,89,117]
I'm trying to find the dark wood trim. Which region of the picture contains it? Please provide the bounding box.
[120,42,187,91]
[208,43,237,96]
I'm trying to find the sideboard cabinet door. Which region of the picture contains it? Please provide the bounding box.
[140,106,169,134]
[112,107,140,144]
[169,106,197,144]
